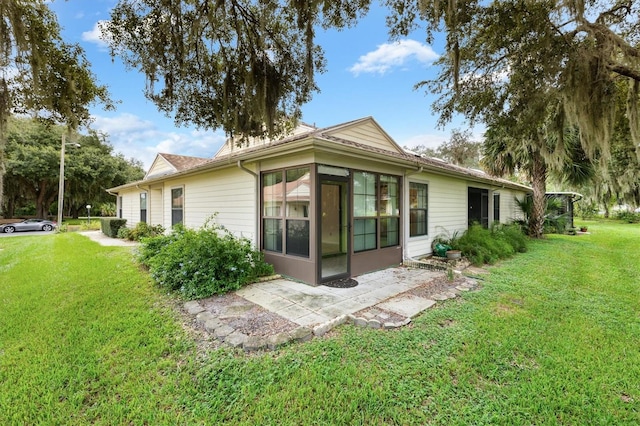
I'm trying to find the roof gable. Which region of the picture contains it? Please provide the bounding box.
[319,117,405,154]
[213,122,318,158]
[145,153,210,179]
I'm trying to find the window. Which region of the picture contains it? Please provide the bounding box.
[409,183,428,237]
[118,196,123,219]
[140,192,147,223]
[262,167,310,257]
[352,172,401,252]
[171,187,183,226]
[493,192,500,223]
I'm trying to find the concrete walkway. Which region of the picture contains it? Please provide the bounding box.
[78,230,139,247]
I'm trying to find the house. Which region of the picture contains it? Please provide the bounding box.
[108,117,531,285]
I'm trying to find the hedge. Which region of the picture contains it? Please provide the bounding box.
[100,217,127,237]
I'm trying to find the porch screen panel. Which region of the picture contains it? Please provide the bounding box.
[353,218,376,252]
[262,171,283,252]
[353,171,378,252]
[286,219,309,256]
[380,217,399,247]
[262,168,310,257]
[380,176,400,248]
[263,218,282,252]
[285,167,310,257]
[353,172,377,217]
[263,171,283,217]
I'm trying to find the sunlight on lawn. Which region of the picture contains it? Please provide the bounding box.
[0,223,638,424]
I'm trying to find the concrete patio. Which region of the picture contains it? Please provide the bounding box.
[235,267,444,327]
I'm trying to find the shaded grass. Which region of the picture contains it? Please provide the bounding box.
[1,224,639,424]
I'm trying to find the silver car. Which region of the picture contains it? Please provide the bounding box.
[0,219,57,233]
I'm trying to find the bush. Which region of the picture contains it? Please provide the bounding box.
[100,218,127,238]
[455,223,528,266]
[615,210,640,223]
[139,222,274,300]
[121,222,164,241]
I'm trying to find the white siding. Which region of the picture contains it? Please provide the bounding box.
[501,189,526,222]
[405,173,468,259]
[149,187,163,226]
[118,188,140,227]
[161,167,258,244]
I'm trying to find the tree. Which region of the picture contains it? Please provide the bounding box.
[405,128,481,168]
[2,118,144,218]
[105,0,369,140]
[386,0,640,162]
[0,0,111,203]
[437,129,481,168]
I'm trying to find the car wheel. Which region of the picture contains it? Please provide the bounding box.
[42,224,53,232]
[4,226,15,233]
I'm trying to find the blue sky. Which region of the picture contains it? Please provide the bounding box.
[49,0,477,169]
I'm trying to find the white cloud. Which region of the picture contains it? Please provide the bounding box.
[349,40,439,76]
[400,132,448,150]
[81,21,111,48]
[90,113,226,169]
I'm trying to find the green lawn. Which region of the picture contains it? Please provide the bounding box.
[1,222,639,424]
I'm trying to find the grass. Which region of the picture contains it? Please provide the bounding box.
[1,222,639,424]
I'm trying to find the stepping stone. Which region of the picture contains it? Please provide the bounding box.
[225,331,248,348]
[184,301,205,315]
[267,333,291,350]
[289,327,312,343]
[196,311,214,324]
[377,295,436,318]
[368,319,382,329]
[213,324,235,340]
[244,336,267,352]
[204,318,223,333]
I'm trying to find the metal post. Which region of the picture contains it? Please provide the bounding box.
[86,205,91,226]
[57,134,66,228]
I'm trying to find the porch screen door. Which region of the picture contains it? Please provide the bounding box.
[319,176,349,281]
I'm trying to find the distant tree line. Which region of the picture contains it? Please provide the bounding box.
[1,118,144,219]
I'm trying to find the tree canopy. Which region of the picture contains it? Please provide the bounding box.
[3,118,144,219]
[0,0,112,204]
[406,128,481,168]
[105,0,370,140]
[388,0,640,163]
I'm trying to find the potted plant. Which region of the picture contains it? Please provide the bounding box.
[580,226,588,232]
[446,249,462,260]
[432,228,462,258]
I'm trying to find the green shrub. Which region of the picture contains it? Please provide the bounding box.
[117,226,131,239]
[100,218,127,238]
[122,222,164,241]
[139,222,274,300]
[615,210,640,223]
[455,223,528,266]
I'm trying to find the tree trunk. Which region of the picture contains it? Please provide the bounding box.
[528,151,547,239]
[35,181,48,219]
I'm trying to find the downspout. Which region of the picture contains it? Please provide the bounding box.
[403,165,424,263]
[237,160,260,249]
